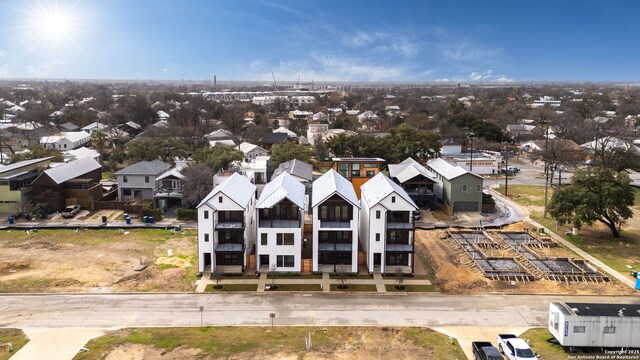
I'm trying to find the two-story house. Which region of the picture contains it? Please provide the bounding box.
[388,157,439,209]
[115,160,170,201]
[255,172,305,272]
[197,173,256,274]
[311,170,360,273]
[235,142,268,161]
[360,173,418,274]
[31,157,103,212]
[332,157,385,198]
[154,163,186,210]
[0,157,53,214]
[426,158,483,213]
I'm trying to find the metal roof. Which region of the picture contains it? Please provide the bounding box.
[115,159,170,176]
[197,172,256,209]
[272,159,312,182]
[332,157,385,162]
[562,302,640,318]
[41,157,101,184]
[311,169,360,208]
[0,157,53,175]
[360,173,417,209]
[389,158,438,184]
[236,141,266,154]
[426,158,481,181]
[256,172,305,209]
[157,164,187,181]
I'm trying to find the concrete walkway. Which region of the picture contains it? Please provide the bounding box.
[11,328,111,360]
[194,273,432,293]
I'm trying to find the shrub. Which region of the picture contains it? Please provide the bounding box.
[32,203,49,219]
[141,207,163,221]
[176,208,197,221]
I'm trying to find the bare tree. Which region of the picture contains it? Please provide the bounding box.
[394,267,405,291]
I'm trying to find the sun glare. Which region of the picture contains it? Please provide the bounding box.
[25,1,83,50]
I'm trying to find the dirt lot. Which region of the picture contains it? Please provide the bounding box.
[415,225,635,295]
[74,327,466,360]
[0,228,197,293]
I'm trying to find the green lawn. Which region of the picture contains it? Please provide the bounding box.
[521,328,593,360]
[205,284,257,292]
[0,329,29,360]
[329,284,378,291]
[267,284,322,291]
[73,327,466,360]
[267,273,323,279]
[385,284,437,292]
[500,184,640,275]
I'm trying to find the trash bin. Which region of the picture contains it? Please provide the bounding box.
[8,216,14,225]
[175,225,181,232]
[101,216,107,223]
[636,276,640,291]
[143,216,149,223]
[148,216,154,224]
[125,216,131,225]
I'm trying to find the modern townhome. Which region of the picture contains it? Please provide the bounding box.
[0,157,53,213]
[255,172,305,272]
[197,173,256,274]
[360,173,418,274]
[272,159,313,211]
[154,162,186,211]
[388,158,439,209]
[115,160,170,201]
[426,158,483,213]
[31,157,103,212]
[332,157,385,198]
[311,170,360,273]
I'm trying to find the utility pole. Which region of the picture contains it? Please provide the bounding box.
[538,119,552,218]
[502,147,510,196]
[468,131,475,173]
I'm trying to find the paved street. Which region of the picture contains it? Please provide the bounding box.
[1,293,637,329]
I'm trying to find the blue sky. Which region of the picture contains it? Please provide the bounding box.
[0,0,639,82]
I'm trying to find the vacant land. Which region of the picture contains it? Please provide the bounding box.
[73,327,466,360]
[415,227,634,295]
[502,184,640,275]
[0,228,197,293]
[0,329,29,360]
[521,328,594,360]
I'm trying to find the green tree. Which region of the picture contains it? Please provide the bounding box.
[190,146,243,171]
[91,129,107,155]
[125,138,162,163]
[32,203,49,219]
[270,142,314,170]
[549,168,634,238]
[9,144,63,164]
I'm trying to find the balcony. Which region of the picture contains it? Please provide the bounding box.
[215,222,244,230]
[386,221,413,229]
[215,243,245,252]
[318,242,353,252]
[386,243,414,252]
[319,220,351,229]
[154,186,183,198]
[259,219,300,228]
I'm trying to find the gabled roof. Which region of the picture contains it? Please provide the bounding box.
[360,173,417,209]
[157,164,187,181]
[272,159,313,182]
[40,157,101,184]
[427,158,481,181]
[261,132,289,144]
[81,122,108,131]
[63,147,100,161]
[115,159,170,176]
[273,126,297,138]
[126,121,141,130]
[236,141,267,154]
[389,158,438,184]
[59,122,79,131]
[312,169,359,208]
[256,172,305,209]
[198,172,256,209]
[207,129,233,139]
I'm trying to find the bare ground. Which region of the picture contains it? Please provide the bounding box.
[415,227,635,295]
[0,229,197,293]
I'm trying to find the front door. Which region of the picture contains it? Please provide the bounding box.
[259,255,270,270]
[203,252,212,272]
[373,253,381,266]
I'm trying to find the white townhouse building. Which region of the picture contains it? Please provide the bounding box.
[255,172,305,272]
[359,173,418,274]
[40,131,91,150]
[197,173,256,274]
[311,170,360,273]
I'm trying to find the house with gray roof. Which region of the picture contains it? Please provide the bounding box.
[388,158,439,208]
[426,158,483,213]
[197,173,256,274]
[272,159,313,211]
[311,170,360,273]
[0,157,53,213]
[359,173,418,274]
[32,157,103,211]
[115,159,170,201]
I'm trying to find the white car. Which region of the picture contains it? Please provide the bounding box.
[496,334,538,360]
[61,205,81,218]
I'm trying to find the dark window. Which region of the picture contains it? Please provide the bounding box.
[219,196,223,203]
[277,233,294,245]
[376,210,381,219]
[573,326,585,333]
[375,233,380,242]
[351,163,360,177]
[604,326,616,334]
[123,176,128,183]
[123,188,132,196]
[261,233,267,246]
[366,171,375,177]
[145,176,149,183]
[277,255,295,268]
[391,196,396,203]
[204,233,209,242]
[204,210,209,219]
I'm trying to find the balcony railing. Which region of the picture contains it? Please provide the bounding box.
[154,186,183,198]
[319,220,351,228]
[215,243,245,252]
[318,242,353,252]
[386,243,414,252]
[259,219,300,228]
[215,222,245,230]
[386,222,414,229]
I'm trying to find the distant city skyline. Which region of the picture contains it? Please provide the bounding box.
[1,1,639,82]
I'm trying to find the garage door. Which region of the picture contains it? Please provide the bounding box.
[453,201,479,212]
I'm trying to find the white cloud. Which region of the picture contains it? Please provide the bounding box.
[469,69,493,81]
[162,68,168,72]
[435,78,450,82]
[494,75,514,82]
[342,31,386,47]
[442,42,500,62]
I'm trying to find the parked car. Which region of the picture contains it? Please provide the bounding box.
[496,334,538,360]
[61,205,81,218]
[472,341,503,360]
[507,166,520,173]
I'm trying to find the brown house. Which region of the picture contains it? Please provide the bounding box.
[332,157,385,199]
[32,157,103,212]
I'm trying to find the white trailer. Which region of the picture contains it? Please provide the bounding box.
[549,302,640,349]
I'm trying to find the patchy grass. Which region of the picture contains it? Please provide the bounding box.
[73,327,466,360]
[268,284,322,291]
[0,277,82,293]
[205,284,257,292]
[521,328,592,360]
[266,273,322,279]
[329,284,377,291]
[0,329,29,360]
[329,273,372,279]
[503,184,640,275]
[385,284,437,292]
